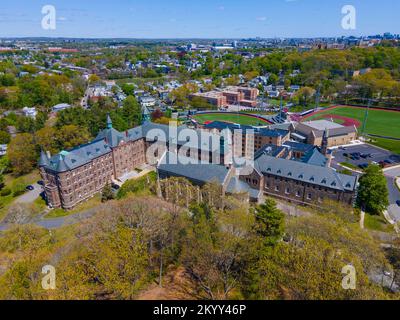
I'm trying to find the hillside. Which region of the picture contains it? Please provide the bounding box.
[0,193,398,300]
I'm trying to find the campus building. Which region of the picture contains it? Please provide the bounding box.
[39,116,226,210]
[200,121,291,155]
[158,148,357,207]
[290,120,358,147]
[190,86,259,108]
[39,116,357,210]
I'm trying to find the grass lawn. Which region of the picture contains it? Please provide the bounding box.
[44,194,102,219]
[0,171,42,221]
[369,138,400,155]
[339,162,360,171]
[4,171,40,189]
[364,213,394,233]
[193,113,270,126]
[305,106,400,139]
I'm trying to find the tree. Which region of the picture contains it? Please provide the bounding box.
[181,202,253,299]
[88,74,101,84]
[268,73,279,85]
[101,183,115,202]
[251,213,390,300]
[0,131,11,145]
[56,125,91,150]
[357,164,389,215]
[15,116,35,133]
[35,127,59,155]
[0,173,4,190]
[121,96,142,127]
[0,74,16,86]
[295,86,316,107]
[121,83,135,96]
[169,83,199,107]
[7,134,37,176]
[253,198,285,247]
[151,109,164,121]
[244,71,259,81]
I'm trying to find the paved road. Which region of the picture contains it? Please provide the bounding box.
[384,167,400,222]
[15,183,42,204]
[36,209,97,229]
[0,207,98,232]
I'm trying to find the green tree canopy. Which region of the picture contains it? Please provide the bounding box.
[357,164,389,215]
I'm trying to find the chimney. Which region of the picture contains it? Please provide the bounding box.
[46,151,51,159]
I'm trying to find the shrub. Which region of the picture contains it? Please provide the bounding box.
[12,184,26,197]
[0,188,12,197]
[117,172,157,199]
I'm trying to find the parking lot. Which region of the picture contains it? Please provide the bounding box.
[332,144,400,171]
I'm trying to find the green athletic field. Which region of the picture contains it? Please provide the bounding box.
[192,113,270,126]
[305,106,400,139]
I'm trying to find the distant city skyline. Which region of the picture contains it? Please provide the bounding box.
[0,0,399,39]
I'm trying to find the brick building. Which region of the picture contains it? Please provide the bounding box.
[290,120,358,147]
[39,116,357,210]
[190,86,259,108]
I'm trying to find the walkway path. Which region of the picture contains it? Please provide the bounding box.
[0,207,99,232]
[360,210,365,229]
[15,183,42,204]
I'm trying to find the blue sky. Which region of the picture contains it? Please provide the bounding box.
[0,0,399,38]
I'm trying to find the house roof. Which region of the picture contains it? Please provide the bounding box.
[39,150,50,167]
[300,148,328,167]
[203,121,289,137]
[283,141,314,153]
[295,121,357,138]
[45,140,112,173]
[254,154,357,192]
[157,151,230,185]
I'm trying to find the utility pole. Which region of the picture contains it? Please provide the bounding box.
[315,85,321,110]
[361,99,371,135]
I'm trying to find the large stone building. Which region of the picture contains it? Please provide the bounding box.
[200,121,290,154]
[39,116,357,210]
[190,86,259,108]
[290,120,358,147]
[158,149,357,206]
[39,116,227,210]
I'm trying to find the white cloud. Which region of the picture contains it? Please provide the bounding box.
[256,16,267,21]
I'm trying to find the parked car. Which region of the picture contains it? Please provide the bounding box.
[396,200,400,207]
[111,183,120,190]
[358,163,369,170]
[26,185,35,191]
